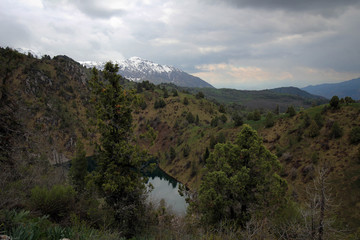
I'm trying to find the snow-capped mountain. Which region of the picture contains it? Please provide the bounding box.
[16,48,43,59]
[80,57,213,88]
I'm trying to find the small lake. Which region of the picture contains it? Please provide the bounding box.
[146,167,188,215]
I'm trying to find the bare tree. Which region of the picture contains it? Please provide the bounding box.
[301,166,344,240]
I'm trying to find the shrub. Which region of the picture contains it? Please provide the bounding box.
[233,113,243,127]
[286,105,296,117]
[154,99,166,109]
[265,112,275,128]
[163,88,169,98]
[172,89,178,97]
[329,121,343,139]
[219,114,227,123]
[203,147,210,163]
[209,135,217,149]
[210,117,219,127]
[349,126,360,144]
[186,112,195,124]
[302,113,311,128]
[329,96,340,109]
[139,99,147,110]
[30,185,76,220]
[345,96,355,104]
[219,105,226,113]
[183,97,189,105]
[216,132,226,144]
[183,144,191,158]
[314,113,324,128]
[196,91,205,99]
[169,147,176,161]
[253,110,261,121]
[307,120,320,138]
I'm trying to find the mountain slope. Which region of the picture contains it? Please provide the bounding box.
[187,87,328,112]
[302,78,360,100]
[260,104,360,228]
[270,86,327,100]
[81,57,214,88]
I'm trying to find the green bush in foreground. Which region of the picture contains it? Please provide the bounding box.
[30,185,76,221]
[193,124,287,229]
[350,126,360,144]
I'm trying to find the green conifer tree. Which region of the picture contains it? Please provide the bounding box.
[194,125,287,228]
[90,63,148,237]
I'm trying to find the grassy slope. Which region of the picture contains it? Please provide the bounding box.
[259,103,360,228]
[1,50,94,164]
[133,90,240,188]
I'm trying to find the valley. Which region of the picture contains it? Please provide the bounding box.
[1,47,360,239]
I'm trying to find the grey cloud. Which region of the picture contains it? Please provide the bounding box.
[0,15,32,47]
[211,0,360,13]
[73,0,125,19]
[42,0,125,19]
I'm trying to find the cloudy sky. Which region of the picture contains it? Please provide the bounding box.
[1,0,360,89]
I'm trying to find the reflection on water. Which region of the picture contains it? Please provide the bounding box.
[147,167,188,215]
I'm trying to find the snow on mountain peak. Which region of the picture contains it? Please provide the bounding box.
[123,56,175,74]
[79,56,213,88]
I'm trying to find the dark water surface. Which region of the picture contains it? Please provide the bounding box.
[147,167,188,215]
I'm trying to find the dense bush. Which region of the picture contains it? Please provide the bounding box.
[30,185,76,220]
[195,91,205,99]
[172,89,178,97]
[265,112,275,128]
[154,99,166,109]
[329,95,340,109]
[314,113,324,128]
[349,126,360,144]
[210,117,219,127]
[330,121,343,139]
[186,112,195,124]
[307,120,320,138]
[232,113,243,127]
[286,105,296,117]
[219,114,227,123]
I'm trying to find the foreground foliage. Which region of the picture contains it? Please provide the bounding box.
[89,63,149,237]
[192,124,288,229]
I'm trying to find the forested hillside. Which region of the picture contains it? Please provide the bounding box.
[1,48,359,239]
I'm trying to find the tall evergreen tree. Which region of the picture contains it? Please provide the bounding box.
[193,124,287,229]
[90,63,148,237]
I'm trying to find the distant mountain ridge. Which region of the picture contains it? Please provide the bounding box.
[269,86,326,100]
[302,78,360,100]
[80,57,214,88]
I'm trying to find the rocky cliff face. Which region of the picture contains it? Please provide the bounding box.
[0,48,93,165]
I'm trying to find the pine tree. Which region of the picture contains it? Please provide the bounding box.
[194,125,287,228]
[90,63,148,237]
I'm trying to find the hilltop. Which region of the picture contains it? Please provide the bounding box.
[302,77,360,100]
